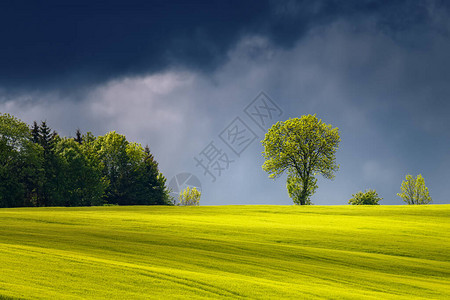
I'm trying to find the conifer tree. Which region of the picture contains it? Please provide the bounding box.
[75,129,83,144]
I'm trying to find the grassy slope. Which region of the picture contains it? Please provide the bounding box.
[0,205,449,299]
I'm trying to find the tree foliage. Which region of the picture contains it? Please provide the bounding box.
[33,121,60,206]
[178,187,201,206]
[0,113,43,207]
[397,174,432,205]
[0,113,171,207]
[92,132,171,206]
[54,138,105,206]
[286,171,316,205]
[348,189,382,205]
[262,115,340,205]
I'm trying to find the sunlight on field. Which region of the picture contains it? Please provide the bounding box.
[0,205,449,299]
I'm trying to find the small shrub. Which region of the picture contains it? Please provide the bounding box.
[178,187,200,206]
[348,189,382,205]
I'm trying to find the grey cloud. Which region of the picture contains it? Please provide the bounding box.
[2,0,449,96]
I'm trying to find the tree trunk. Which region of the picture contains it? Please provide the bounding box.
[299,177,309,205]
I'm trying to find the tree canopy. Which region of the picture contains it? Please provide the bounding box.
[1,113,43,207]
[262,115,340,205]
[397,174,432,205]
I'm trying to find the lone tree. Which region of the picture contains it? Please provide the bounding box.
[397,174,432,205]
[262,115,340,205]
[178,187,201,206]
[348,189,382,205]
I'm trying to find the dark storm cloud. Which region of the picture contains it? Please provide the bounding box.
[1,0,449,94]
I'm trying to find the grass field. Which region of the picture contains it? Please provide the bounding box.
[0,205,449,299]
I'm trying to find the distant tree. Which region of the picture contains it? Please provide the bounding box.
[262,115,340,205]
[139,145,171,205]
[156,172,172,205]
[95,132,171,205]
[31,121,40,144]
[397,174,432,205]
[54,138,105,206]
[124,144,171,205]
[348,189,382,205]
[33,121,61,206]
[178,187,200,206]
[75,129,83,144]
[38,121,56,152]
[95,131,129,204]
[0,113,43,207]
[119,141,150,205]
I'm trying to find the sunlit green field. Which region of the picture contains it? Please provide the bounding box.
[0,205,449,299]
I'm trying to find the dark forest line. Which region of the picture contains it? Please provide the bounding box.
[0,113,171,208]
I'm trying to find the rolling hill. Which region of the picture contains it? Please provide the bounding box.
[0,205,449,299]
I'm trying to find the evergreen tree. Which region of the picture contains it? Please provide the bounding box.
[143,146,171,205]
[137,145,164,205]
[31,121,40,144]
[35,121,62,206]
[95,133,171,205]
[38,121,52,151]
[75,129,83,144]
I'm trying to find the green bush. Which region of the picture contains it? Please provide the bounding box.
[348,189,382,205]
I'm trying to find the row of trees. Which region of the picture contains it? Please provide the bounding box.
[0,113,171,208]
[261,114,432,205]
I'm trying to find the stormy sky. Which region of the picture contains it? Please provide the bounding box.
[1,0,449,205]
